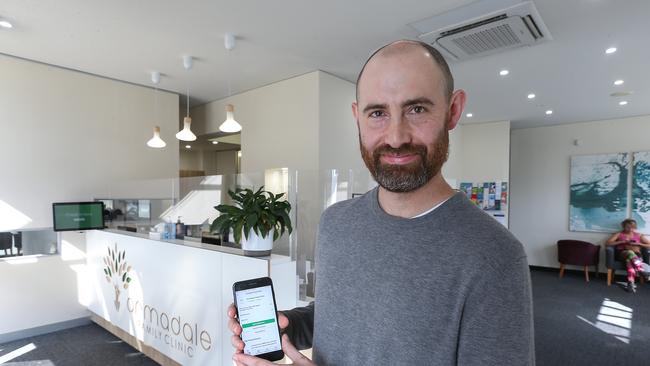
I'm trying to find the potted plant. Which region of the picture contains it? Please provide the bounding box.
[210,186,292,256]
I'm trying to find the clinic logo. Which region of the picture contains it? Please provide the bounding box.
[102,243,132,311]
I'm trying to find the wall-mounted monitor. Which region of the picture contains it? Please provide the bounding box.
[52,202,105,232]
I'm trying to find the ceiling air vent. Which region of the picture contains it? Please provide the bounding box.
[411,0,552,61]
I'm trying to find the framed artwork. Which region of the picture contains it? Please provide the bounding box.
[632,151,650,233]
[125,200,139,221]
[569,153,629,232]
[138,199,151,219]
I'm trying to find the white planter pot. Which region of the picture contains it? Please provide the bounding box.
[241,228,273,257]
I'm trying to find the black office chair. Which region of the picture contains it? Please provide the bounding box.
[0,232,13,256]
[12,232,22,255]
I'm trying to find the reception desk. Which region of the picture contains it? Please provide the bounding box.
[86,229,296,366]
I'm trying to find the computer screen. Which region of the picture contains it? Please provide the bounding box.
[52,202,105,232]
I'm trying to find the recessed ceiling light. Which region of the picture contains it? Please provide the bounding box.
[499,69,509,76]
[466,113,473,118]
[0,20,12,29]
[527,93,536,99]
[185,145,191,149]
[212,141,219,145]
[605,47,617,54]
[614,79,624,86]
[545,110,553,115]
[619,101,628,106]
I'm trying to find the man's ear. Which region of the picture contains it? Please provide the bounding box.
[352,101,359,121]
[447,90,467,131]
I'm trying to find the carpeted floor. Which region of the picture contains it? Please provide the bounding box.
[1,269,649,365]
[532,269,650,366]
[0,323,157,365]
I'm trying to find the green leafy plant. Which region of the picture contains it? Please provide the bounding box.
[210,186,292,244]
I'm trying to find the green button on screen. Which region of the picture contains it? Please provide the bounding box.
[242,318,276,328]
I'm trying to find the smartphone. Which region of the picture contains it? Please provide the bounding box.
[233,277,284,361]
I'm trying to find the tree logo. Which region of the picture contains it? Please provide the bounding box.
[103,243,132,311]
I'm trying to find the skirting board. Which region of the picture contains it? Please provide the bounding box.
[0,316,91,344]
[529,265,606,275]
[90,312,179,366]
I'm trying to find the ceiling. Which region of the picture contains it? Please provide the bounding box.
[1,0,648,129]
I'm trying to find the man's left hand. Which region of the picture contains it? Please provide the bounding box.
[232,334,316,366]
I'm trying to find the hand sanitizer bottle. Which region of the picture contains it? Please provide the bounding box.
[168,218,176,240]
[175,217,185,240]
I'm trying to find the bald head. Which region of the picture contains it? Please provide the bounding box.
[356,40,454,102]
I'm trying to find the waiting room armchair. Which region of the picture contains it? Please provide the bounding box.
[605,245,650,286]
[12,232,22,256]
[557,240,600,282]
[0,232,13,256]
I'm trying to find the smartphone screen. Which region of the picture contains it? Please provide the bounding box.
[234,279,283,359]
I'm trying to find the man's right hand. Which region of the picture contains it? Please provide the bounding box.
[227,303,290,353]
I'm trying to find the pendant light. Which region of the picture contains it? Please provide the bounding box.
[147,126,166,148]
[147,71,167,148]
[219,33,242,133]
[220,104,240,133]
[176,55,197,141]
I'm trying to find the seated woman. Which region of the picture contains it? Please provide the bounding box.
[606,218,650,292]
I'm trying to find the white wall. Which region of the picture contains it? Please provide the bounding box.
[215,150,238,175]
[510,115,650,269]
[442,126,463,186]
[192,72,319,174]
[203,150,219,175]
[0,231,89,336]
[0,54,179,229]
[458,121,510,183]
[0,54,179,336]
[443,120,511,187]
[318,72,365,173]
[180,149,239,176]
[180,149,204,171]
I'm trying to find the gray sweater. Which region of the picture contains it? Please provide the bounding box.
[283,189,534,365]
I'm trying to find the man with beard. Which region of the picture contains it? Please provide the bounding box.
[230,40,534,366]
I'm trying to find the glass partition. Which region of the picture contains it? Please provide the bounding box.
[0,228,58,258]
[294,169,376,301]
[92,168,377,302]
[1,168,380,303]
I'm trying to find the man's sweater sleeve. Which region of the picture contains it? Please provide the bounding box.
[280,302,315,350]
[457,256,535,366]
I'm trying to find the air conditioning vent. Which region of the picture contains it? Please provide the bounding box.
[411,1,552,61]
[439,14,508,37]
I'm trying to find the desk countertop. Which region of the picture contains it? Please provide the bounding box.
[102,229,269,259]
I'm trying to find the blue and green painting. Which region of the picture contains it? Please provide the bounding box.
[632,151,650,233]
[570,153,629,232]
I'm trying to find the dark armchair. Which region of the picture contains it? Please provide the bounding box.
[13,231,22,255]
[557,240,600,282]
[605,245,650,286]
[0,232,13,256]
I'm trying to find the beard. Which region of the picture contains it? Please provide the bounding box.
[360,124,449,193]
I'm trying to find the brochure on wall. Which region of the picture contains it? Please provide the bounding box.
[458,181,509,228]
[460,181,508,212]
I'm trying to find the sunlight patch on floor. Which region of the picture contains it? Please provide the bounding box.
[0,342,37,363]
[577,298,633,344]
[3,360,55,365]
